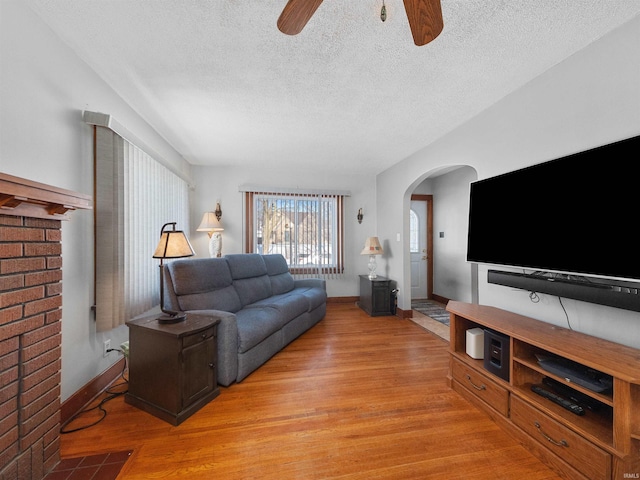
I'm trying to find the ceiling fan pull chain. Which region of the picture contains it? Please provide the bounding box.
[381,1,387,22]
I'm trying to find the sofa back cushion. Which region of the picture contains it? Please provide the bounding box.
[225,254,273,306]
[166,258,242,312]
[262,254,295,295]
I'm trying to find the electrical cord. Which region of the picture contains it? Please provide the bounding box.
[524,266,575,331]
[527,290,573,330]
[558,296,573,330]
[60,349,129,434]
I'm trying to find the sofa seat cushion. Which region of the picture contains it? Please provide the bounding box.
[246,293,309,324]
[236,307,283,353]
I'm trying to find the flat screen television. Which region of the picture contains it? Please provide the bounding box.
[466,134,640,284]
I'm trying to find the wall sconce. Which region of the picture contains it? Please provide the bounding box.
[197,211,224,257]
[357,208,363,224]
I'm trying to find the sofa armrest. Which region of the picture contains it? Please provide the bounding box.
[186,309,238,387]
[294,278,326,291]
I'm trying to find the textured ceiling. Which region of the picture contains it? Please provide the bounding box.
[24,1,640,175]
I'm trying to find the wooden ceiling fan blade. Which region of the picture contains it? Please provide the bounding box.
[277,0,324,36]
[403,0,444,46]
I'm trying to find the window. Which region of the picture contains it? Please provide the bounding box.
[244,190,345,278]
[409,209,419,253]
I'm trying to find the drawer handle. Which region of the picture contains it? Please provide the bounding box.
[534,422,568,447]
[465,374,486,391]
[208,363,214,369]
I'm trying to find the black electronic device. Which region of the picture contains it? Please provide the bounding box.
[542,377,604,412]
[487,269,640,313]
[531,384,585,416]
[466,134,640,312]
[483,329,510,381]
[535,354,613,393]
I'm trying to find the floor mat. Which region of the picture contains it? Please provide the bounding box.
[44,450,132,480]
[411,299,449,326]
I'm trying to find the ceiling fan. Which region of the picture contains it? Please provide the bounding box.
[277,0,444,46]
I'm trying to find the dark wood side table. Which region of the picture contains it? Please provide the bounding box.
[125,313,220,425]
[359,275,392,316]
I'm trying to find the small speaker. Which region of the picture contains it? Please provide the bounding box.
[466,328,484,359]
[483,328,510,381]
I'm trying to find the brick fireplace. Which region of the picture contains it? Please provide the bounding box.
[0,173,90,480]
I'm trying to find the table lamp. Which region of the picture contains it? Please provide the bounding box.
[361,236,383,279]
[197,210,224,257]
[153,222,195,323]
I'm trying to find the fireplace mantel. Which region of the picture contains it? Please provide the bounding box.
[0,172,92,219]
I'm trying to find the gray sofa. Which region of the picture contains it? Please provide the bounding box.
[163,253,327,386]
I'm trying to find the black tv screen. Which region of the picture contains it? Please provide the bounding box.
[467,134,640,282]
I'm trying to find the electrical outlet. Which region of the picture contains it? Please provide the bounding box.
[103,339,111,357]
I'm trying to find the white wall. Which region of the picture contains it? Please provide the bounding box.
[377,15,640,349]
[431,166,476,302]
[0,2,191,401]
[188,165,377,298]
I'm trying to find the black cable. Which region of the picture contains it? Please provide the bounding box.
[558,296,573,330]
[60,350,128,434]
[105,349,129,394]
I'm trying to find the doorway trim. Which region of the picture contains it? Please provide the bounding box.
[411,194,433,300]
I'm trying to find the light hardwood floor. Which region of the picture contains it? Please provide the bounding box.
[61,303,562,479]
[410,306,450,341]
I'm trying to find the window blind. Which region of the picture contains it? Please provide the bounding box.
[244,188,345,280]
[94,126,189,331]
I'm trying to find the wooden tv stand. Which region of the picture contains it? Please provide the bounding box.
[446,301,640,480]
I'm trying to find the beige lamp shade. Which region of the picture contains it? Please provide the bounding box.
[360,236,383,256]
[153,223,195,259]
[197,211,225,257]
[197,212,224,232]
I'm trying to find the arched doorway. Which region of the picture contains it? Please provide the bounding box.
[405,166,479,310]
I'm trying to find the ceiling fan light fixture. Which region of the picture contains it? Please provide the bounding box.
[381,2,387,22]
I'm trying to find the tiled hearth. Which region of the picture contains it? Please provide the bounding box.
[42,450,132,480]
[0,173,91,480]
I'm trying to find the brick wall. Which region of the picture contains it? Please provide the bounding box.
[0,214,63,480]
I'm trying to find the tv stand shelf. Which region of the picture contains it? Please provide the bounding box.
[447,301,640,480]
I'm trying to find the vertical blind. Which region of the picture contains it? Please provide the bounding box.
[94,126,189,331]
[243,188,346,280]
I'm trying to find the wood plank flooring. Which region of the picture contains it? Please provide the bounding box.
[60,303,562,479]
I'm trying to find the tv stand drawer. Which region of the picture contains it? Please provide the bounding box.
[451,357,509,417]
[511,395,611,480]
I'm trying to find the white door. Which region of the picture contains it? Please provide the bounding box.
[410,200,428,299]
